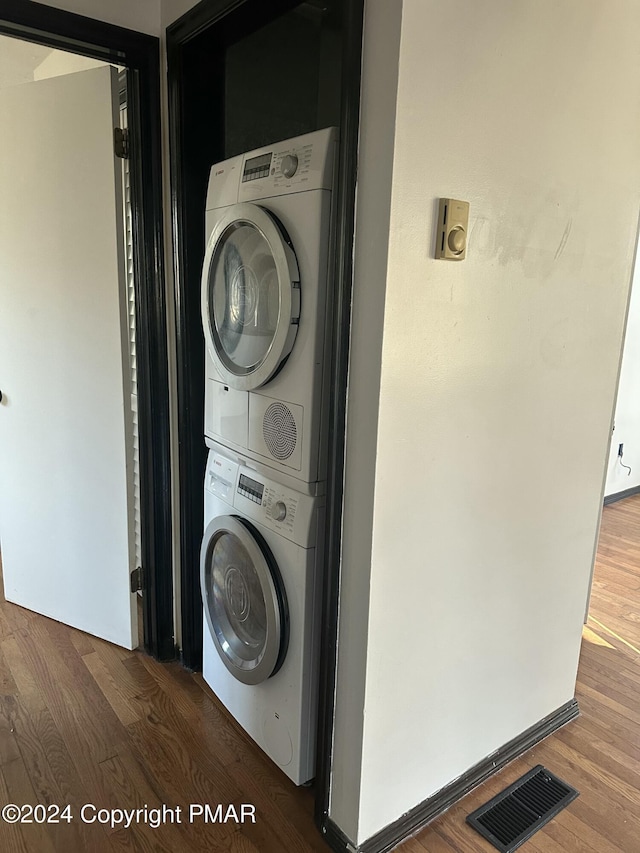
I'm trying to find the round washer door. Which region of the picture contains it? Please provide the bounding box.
[200,514,289,685]
[201,203,300,391]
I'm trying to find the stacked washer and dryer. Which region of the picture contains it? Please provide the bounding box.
[199,128,336,785]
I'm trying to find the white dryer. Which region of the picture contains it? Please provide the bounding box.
[200,443,324,785]
[201,128,336,486]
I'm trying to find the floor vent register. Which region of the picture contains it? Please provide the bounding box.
[466,765,579,853]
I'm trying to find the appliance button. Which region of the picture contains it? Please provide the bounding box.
[281,154,298,178]
[273,501,287,522]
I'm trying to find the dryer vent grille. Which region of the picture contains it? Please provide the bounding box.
[263,402,297,460]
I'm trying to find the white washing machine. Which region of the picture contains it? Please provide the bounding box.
[201,127,336,486]
[200,443,324,785]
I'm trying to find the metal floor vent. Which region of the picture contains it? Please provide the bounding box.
[466,765,579,853]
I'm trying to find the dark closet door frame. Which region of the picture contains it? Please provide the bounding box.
[0,0,175,660]
[166,0,363,842]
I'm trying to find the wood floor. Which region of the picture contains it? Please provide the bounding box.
[0,494,639,852]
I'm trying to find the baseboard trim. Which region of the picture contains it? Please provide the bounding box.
[322,699,579,853]
[322,817,358,853]
[604,485,640,506]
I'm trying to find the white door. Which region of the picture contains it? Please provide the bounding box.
[0,65,138,648]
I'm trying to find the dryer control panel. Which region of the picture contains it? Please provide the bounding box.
[206,127,337,210]
[239,129,332,199]
[239,144,314,189]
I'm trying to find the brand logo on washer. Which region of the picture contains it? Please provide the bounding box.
[215,169,224,176]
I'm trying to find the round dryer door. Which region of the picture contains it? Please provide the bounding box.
[200,514,289,685]
[201,203,300,391]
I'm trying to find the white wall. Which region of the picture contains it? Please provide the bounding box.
[328,0,403,839]
[330,0,640,845]
[36,0,161,35]
[605,256,640,495]
[161,0,199,28]
[34,49,105,80]
[0,37,52,88]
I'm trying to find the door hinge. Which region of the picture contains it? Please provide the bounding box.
[130,566,143,593]
[114,127,129,159]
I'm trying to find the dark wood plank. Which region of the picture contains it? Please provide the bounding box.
[0,664,21,766]
[0,764,29,853]
[125,684,279,853]
[0,644,18,698]
[1,636,46,714]
[1,757,56,853]
[97,753,192,851]
[81,653,140,727]
[0,695,103,852]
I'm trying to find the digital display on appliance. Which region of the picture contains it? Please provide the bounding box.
[242,152,272,182]
[238,474,264,503]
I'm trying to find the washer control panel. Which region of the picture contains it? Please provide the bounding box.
[237,473,264,504]
[235,474,299,536]
[206,449,320,546]
[262,487,297,533]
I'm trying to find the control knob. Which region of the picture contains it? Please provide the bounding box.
[273,501,287,522]
[280,154,298,179]
[447,226,466,255]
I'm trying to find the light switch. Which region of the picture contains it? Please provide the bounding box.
[436,198,469,261]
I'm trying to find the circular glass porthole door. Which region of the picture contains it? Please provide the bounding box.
[200,515,289,685]
[201,203,300,391]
